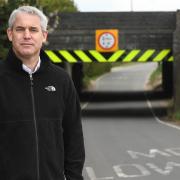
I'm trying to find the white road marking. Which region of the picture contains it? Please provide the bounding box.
[81,102,89,110]
[113,164,151,178]
[86,160,180,179]
[146,162,180,175]
[146,98,180,130]
[127,149,171,159]
[165,147,180,156]
[86,167,114,180]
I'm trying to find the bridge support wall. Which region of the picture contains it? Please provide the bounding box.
[173,10,180,112]
[162,61,173,96]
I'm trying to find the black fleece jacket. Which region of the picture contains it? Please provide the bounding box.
[0,49,85,180]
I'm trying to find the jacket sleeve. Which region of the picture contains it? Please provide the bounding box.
[62,76,85,180]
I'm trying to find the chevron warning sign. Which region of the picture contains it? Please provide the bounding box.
[45,49,173,63]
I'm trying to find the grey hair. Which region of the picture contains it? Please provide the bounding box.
[8,6,48,31]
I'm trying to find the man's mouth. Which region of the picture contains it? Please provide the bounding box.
[21,43,33,46]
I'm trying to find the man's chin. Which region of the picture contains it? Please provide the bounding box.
[16,51,36,59]
[13,47,39,59]
[21,51,34,57]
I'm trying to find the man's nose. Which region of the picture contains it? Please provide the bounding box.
[24,29,31,38]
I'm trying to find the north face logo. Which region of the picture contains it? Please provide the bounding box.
[45,86,56,92]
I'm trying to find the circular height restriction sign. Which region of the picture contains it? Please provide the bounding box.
[96,29,119,52]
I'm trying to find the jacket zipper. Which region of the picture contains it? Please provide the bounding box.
[30,74,40,180]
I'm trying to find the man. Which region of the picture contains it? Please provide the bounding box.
[0,6,85,180]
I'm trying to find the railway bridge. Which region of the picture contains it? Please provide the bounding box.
[45,11,180,111]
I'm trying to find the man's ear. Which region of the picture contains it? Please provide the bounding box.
[7,28,13,42]
[42,31,48,43]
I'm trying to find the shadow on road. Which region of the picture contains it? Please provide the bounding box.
[80,89,171,102]
[82,106,167,118]
[80,90,172,118]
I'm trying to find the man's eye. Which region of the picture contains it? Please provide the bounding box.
[15,28,24,32]
[30,28,38,32]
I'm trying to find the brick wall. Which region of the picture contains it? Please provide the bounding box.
[46,12,176,50]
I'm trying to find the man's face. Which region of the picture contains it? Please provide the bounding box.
[7,12,48,59]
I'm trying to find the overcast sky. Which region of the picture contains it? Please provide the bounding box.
[73,0,180,12]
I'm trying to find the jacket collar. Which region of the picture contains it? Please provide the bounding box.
[5,48,50,74]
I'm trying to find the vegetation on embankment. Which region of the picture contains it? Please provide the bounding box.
[83,63,112,89]
[147,63,162,90]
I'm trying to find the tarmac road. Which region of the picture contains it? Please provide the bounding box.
[81,62,180,180]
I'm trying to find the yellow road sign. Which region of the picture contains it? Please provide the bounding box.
[96,29,119,52]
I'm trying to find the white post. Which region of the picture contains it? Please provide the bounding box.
[130,0,133,11]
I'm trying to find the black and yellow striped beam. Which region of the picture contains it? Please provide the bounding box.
[45,49,173,63]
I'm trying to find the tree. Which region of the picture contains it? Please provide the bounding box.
[39,0,78,12]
